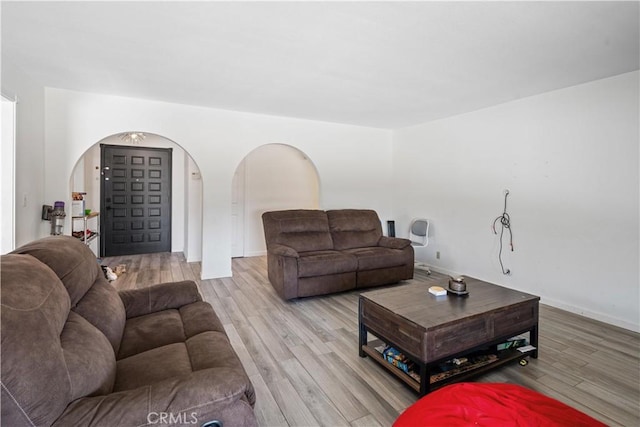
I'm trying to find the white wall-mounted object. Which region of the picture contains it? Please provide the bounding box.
[409,218,429,247]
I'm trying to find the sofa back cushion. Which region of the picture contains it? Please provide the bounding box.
[327,209,382,250]
[1,254,75,425]
[2,237,123,425]
[14,236,104,306]
[262,210,334,253]
[61,311,117,400]
[12,236,126,354]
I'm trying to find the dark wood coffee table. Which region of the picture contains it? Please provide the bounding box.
[358,277,539,395]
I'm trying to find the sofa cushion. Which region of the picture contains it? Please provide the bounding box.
[186,331,242,371]
[298,250,358,278]
[379,236,412,249]
[118,309,187,359]
[180,301,226,337]
[1,254,74,426]
[11,235,126,355]
[74,279,126,355]
[12,236,103,306]
[263,210,334,252]
[118,301,226,359]
[344,246,410,270]
[114,331,253,396]
[61,311,117,399]
[114,342,192,391]
[118,280,203,319]
[327,209,382,250]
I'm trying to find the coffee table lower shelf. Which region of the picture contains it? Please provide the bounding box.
[361,339,535,394]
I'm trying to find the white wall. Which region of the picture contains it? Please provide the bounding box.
[392,71,639,332]
[1,60,47,246]
[184,155,202,262]
[71,157,85,192]
[1,96,16,253]
[82,144,100,212]
[242,143,320,257]
[43,88,393,278]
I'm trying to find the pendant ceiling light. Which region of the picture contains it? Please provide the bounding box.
[119,132,146,144]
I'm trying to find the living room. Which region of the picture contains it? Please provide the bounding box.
[1,2,638,426]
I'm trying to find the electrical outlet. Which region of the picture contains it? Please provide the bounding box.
[436,251,441,260]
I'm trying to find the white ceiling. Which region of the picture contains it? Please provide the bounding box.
[2,1,638,129]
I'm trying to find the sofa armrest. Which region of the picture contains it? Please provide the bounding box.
[53,368,257,427]
[268,243,300,258]
[378,236,412,249]
[118,280,202,319]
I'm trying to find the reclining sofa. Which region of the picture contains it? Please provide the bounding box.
[262,209,414,300]
[1,236,256,427]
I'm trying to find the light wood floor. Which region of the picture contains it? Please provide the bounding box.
[103,252,640,426]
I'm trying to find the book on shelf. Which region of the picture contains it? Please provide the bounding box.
[430,354,499,384]
[517,345,537,353]
[383,347,415,374]
[496,336,527,351]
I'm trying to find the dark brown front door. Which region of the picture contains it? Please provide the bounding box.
[101,144,172,256]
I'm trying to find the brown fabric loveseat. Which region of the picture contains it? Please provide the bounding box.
[1,236,256,427]
[262,209,414,300]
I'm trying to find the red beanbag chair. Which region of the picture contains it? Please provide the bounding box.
[394,383,606,427]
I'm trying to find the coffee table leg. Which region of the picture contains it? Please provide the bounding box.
[530,324,539,358]
[419,362,429,396]
[358,298,366,357]
[359,325,367,357]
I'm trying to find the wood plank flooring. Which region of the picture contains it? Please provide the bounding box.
[103,252,640,426]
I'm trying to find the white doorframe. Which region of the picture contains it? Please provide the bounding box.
[1,95,16,253]
[231,160,246,257]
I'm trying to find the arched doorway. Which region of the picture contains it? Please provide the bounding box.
[232,143,320,257]
[69,132,203,260]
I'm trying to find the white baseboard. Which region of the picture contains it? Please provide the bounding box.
[541,297,639,333]
[413,262,431,272]
[417,264,460,277]
[243,250,267,257]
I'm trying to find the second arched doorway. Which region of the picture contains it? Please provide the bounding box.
[232,143,320,257]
